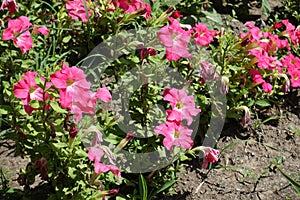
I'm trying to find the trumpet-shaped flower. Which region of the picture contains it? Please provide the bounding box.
[66,0,92,23]
[154,121,194,151]
[112,0,151,19]
[2,16,33,54]
[249,69,272,93]
[0,0,18,15]
[157,18,192,61]
[13,71,51,114]
[163,88,200,125]
[193,23,216,46]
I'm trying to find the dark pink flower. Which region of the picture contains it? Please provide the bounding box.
[163,88,201,125]
[157,18,192,61]
[112,0,151,19]
[201,147,219,169]
[0,0,18,15]
[13,71,50,114]
[193,23,216,46]
[66,0,92,23]
[249,69,273,93]
[2,16,33,54]
[172,10,182,19]
[154,121,194,150]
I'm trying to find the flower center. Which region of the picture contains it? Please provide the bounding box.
[29,86,36,94]
[176,101,182,109]
[66,78,74,86]
[174,131,180,138]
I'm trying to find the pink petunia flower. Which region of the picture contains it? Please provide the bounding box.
[163,88,201,125]
[66,0,92,23]
[50,62,112,121]
[94,86,112,103]
[2,16,33,54]
[0,0,18,15]
[157,18,192,61]
[201,146,219,169]
[32,26,50,36]
[112,0,152,19]
[249,69,272,93]
[87,147,121,180]
[13,71,50,114]
[240,21,262,43]
[193,23,217,46]
[154,121,194,151]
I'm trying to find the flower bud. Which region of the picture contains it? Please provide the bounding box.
[220,76,229,95]
[69,125,78,138]
[237,106,251,127]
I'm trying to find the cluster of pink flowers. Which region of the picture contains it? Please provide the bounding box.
[66,0,92,23]
[13,62,112,121]
[241,20,300,92]
[154,88,201,151]
[2,16,49,54]
[111,0,152,20]
[157,17,216,61]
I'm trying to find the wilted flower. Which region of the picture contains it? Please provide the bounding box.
[237,105,251,127]
[199,62,219,82]
[194,146,219,169]
[0,0,18,15]
[220,76,229,95]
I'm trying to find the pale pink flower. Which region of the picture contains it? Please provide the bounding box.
[157,18,192,61]
[193,23,216,46]
[163,88,201,125]
[66,0,92,23]
[0,0,18,15]
[154,121,194,151]
[2,16,33,54]
[13,71,50,114]
[201,147,219,169]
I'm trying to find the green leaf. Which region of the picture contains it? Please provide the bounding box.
[138,173,148,200]
[68,167,76,179]
[62,35,72,43]
[49,101,67,114]
[150,179,176,199]
[276,166,300,194]
[255,99,271,107]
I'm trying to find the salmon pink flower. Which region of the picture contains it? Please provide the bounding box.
[163,88,201,125]
[66,0,92,23]
[87,147,121,179]
[200,146,219,169]
[193,23,216,46]
[32,26,50,36]
[157,18,192,61]
[2,16,33,54]
[95,86,112,103]
[0,0,18,15]
[154,121,194,150]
